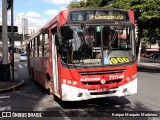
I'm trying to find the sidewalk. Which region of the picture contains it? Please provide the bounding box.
[0,70,24,94]
[138,58,160,71]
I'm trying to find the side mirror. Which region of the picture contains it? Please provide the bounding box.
[60,26,73,40]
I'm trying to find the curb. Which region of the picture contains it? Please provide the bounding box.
[138,64,160,72]
[0,80,25,94]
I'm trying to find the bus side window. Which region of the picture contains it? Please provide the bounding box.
[37,36,40,57]
[45,33,49,44]
[39,34,43,57]
[44,32,49,57]
[44,45,49,57]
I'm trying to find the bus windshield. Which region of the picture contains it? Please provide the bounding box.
[60,25,136,66]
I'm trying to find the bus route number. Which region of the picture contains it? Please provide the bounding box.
[110,57,129,64]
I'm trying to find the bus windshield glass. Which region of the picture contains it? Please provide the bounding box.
[60,25,136,66]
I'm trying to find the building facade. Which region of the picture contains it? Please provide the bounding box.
[14,16,28,35]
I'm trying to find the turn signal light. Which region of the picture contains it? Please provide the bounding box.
[126,74,137,82]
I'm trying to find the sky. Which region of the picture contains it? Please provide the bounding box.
[0,0,79,30]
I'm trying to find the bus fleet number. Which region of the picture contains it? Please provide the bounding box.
[110,57,129,64]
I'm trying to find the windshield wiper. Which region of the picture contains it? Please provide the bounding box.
[80,23,92,46]
[108,22,122,55]
[110,22,123,45]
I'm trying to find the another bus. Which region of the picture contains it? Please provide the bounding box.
[25,8,137,101]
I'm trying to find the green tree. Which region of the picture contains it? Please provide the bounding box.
[67,0,110,9]
[85,0,106,7]
[67,1,86,9]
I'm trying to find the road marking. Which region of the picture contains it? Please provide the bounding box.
[0,106,11,111]
[59,111,71,120]
[0,95,10,99]
[18,64,23,68]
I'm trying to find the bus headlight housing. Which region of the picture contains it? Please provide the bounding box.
[73,81,77,86]
[126,77,131,82]
[63,79,78,86]
[67,80,72,84]
[132,74,137,79]
[127,74,137,82]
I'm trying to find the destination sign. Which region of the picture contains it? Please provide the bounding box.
[90,15,124,20]
[70,9,129,21]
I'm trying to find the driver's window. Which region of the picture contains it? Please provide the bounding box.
[103,28,110,48]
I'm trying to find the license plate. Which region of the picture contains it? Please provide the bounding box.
[97,88,109,92]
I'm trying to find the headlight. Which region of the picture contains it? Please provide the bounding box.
[126,77,131,82]
[73,81,77,86]
[67,80,72,84]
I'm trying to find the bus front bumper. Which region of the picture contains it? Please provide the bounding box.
[61,78,137,101]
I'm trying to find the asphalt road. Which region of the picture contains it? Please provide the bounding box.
[0,61,160,120]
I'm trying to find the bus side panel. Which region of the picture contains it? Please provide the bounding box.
[41,58,49,75]
[30,57,50,89]
[40,57,51,89]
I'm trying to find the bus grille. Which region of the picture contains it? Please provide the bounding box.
[82,79,122,85]
[90,90,117,95]
[79,69,125,76]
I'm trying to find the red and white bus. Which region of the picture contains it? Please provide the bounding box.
[25,8,137,101]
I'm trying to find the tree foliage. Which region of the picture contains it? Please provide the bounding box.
[67,1,86,9]
[67,0,110,9]
[85,0,107,7]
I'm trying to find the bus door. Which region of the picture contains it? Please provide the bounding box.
[52,34,60,94]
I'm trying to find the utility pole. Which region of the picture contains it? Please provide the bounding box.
[10,0,15,81]
[2,0,9,64]
[137,39,142,63]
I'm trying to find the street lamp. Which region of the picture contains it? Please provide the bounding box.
[137,39,145,63]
